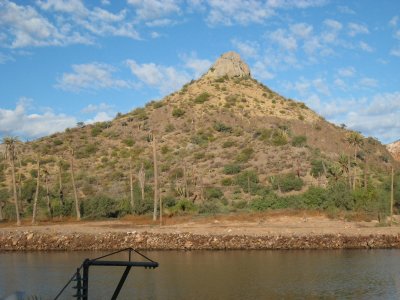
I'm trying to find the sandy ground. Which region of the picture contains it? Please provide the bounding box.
[1,212,400,237]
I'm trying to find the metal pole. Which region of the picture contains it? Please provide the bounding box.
[82,259,90,300]
[111,266,132,300]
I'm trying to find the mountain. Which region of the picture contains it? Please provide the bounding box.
[387,140,400,162]
[0,51,398,219]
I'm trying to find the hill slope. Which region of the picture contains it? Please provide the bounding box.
[387,140,400,162]
[0,52,398,220]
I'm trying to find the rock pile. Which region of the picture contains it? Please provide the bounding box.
[1,231,400,251]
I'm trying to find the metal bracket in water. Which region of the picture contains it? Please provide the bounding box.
[55,248,159,300]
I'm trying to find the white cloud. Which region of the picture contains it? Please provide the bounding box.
[181,53,212,78]
[0,100,76,139]
[126,59,191,94]
[337,5,355,14]
[252,61,275,80]
[347,22,369,37]
[231,39,259,58]
[338,67,355,77]
[0,52,13,64]
[0,0,139,49]
[269,28,297,50]
[127,0,181,20]
[359,77,378,88]
[56,63,136,92]
[205,0,273,26]
[290,23,313,39]
[323,19,343,31]
[359,41,373,52]
[390,47,400,57]
[389,16,398,28]
[266,0,328,9]
[85,111,113,124]
[81,103,114,114]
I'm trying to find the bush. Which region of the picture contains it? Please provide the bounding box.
[250,192,279,211]
[271,173,304,193]
[235,170,259,193]
[222,140,235,148]
[291,135,307,147]
[310,159,325,178]
[204,187,224,200]
[172,199,196,213]
[236,148,254,162]
[198,201,221,214]
[213,122,232,133]
[132,107,148,120]
[224,164,241,175]
[82,196,120,219]
[122,138,135,147]
[221,178,233,186]
[172,107,185,118]
[194,92,211,104]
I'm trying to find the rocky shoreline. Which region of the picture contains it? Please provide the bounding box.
[1,231,400,251]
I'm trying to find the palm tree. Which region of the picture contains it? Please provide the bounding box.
[32,154,41,224]
[3,137,21,226]
[345,132,364,189]
[69,147,81,221]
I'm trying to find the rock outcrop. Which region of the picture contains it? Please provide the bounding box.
[204,51,251,79]
[387,140,400,161]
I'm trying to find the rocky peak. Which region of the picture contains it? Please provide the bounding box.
[203,51,251,79]
[387,140,400,161]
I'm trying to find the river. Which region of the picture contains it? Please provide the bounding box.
[1,250,400,299]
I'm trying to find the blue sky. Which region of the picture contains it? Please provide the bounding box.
[0,0,399,144]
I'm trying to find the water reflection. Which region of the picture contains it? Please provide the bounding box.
[1,250,400,299]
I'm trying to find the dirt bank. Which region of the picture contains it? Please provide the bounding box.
[1,213,400,250]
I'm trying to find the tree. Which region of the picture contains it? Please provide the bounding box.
[138,163,145,209]
[69,147,81,220]
[44,169,53,219]
[152,132,159,221]
[3,137,21,226]
[31,154,41,224]
[346,131,364,190]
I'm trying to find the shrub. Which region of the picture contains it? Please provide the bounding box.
[82,196,120,219]
[221,178,233,186]
[172,199,196,213]
[213,122,232,133]
[122,138,135,147]
[310,159,325,178]
[223,164,241,175]
[132,107,148,120]
[250,192,279,211]
[198,201,221,214]
[271,173,304,193]
[205,187,224,200]
[165,123,175,132]
[172,107,185,118]
[291,135,307,147]
[194,92,211,104]
[222,140,235,148]
[236,147,254,162]
[271,129,288,146]
[235,170,259,193]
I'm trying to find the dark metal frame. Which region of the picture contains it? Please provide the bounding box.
[54,248,159,300]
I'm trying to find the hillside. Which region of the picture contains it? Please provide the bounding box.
[387,140,400,162]
[0,52,398,221]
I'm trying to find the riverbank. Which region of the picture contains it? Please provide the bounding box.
[1,213,400,250]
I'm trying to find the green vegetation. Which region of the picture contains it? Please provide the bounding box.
[194,92,211,104]
[172,107,185,118]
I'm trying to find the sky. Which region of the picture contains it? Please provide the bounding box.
[0,0,399,144]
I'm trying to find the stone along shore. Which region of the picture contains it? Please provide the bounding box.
[1,231,400,251]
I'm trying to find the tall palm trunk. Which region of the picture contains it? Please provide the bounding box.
[45,171,52,219]
[70,149,81,221]
[10,155,20,226]
[152,133,158,221]
[129,157,134,213]
[32,156,40,224]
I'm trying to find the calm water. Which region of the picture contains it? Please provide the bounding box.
[1,250,400,299]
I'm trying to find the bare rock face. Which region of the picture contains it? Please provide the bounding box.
[204,51,251,79]
[387,140,400,161]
